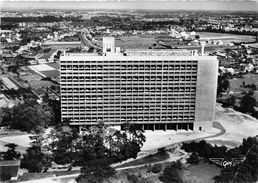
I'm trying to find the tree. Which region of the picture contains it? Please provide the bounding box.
[76,159,115,183]
[20,145,52,173]
[222,79,230,92]
[151,164,163,174]
[239,94,256,114]
[217,76,230,96]
[214,137,258,183]
[0,107,13,127]
[159,161,183,183]
[195,35,200,40]
[3,103,54,133]
[49,125,79,166]
[88,47,94,53]
[123,122,146,147]
[0,172,11,181]
[3,143,21,160]
[46,99,61,126]
[222,95,236,108]
[187,152,200,165]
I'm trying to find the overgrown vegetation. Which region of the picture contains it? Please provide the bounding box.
[182,137,258,183]
[159,161,183,183]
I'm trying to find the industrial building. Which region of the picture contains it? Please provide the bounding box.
[60,37,218,131]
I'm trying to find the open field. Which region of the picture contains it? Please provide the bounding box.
[46,62,60,70]
[39,49,56,60]
[116,35,156,49]
[183,162,221,183]
[230,74,258,91]
[20,66,56,95]
[113,32,255,50]
[48,43,84,50]
[28,64,59,79]
[40,70,59,78]
[229,73,258,100]
[196,32,255,43]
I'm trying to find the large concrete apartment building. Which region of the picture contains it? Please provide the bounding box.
[60,37,218,132]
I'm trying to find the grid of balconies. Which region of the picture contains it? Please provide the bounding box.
[60,60,198,124]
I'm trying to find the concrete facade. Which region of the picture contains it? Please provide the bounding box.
[60,47,218,132]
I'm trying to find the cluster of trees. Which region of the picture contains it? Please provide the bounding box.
[217,74,231,97]
[214,137,258,183]
[217,73,258,119]
[18,123,146,183]
[0,100,56,133]
[221,92,258,119]
[159,161,183,183]
[20,135,52,173]
[181,137,258,183]
[182,140,241,162]
[238,94,257,115]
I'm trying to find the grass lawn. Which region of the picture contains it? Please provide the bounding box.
[109,165,161,183]
[39,49,56,60]
[196,32,255,42]
[230,73,258,91]
[49,44,83,50]
[229,73,258,101]
[116,35,156,49]
[114,151,169,169]
[40,70,60,78]
[183,162,221,183]
[46,62,60,70]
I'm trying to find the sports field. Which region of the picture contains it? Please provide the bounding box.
[28,63,59,78]
[116,35,156,49]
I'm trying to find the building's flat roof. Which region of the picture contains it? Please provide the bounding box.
[60,55,217,61]
[60,49,217,61]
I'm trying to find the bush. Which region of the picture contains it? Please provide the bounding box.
[146,164,152,173]
[0,172,12,181]
[151,164,163,174]
[126,173,148,183]
[157,147,166,155]
[159,161,183,183]
[126,173,140,183]
[187,152,200,165]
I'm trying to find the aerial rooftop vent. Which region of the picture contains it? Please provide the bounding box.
[103,37,115,53]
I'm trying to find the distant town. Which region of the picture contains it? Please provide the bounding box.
[0,8,258,183]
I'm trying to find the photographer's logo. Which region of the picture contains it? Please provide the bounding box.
[209,158,244,168]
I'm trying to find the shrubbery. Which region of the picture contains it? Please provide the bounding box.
[187,152,200,165]
[151,164,163,174]
[159,161,183,183]
[0,172,12,181]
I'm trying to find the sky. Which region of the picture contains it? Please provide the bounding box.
[0,0,258,11]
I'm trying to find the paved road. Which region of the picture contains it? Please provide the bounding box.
[141,121,226,153]
[80,33,101,50]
